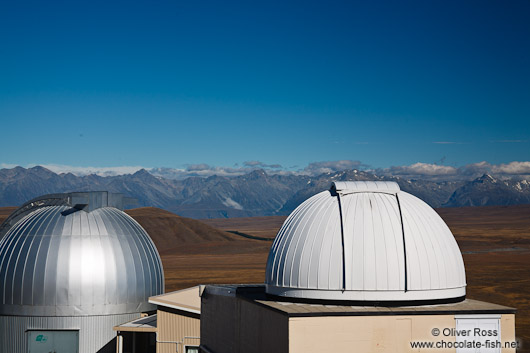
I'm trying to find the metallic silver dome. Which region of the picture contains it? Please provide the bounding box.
[0,192,164,316]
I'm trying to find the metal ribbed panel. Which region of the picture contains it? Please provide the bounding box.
[157,309,200,353]
[0,313,139,353]
[266,191,341,290]
[265,181,466,301]
[0,205,164,316]
[399,192,466,290]
[341,192,405,291]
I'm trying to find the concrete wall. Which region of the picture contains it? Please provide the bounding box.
[156,307,200,353]
[200,294,288,353]
[288,314,517,353]
[501,314,516,353]
[288,315,454,353]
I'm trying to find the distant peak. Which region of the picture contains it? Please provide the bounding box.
[134,168,149,174]
[477,174,497,183]
[133,169,153,177]
[30,165,50,171]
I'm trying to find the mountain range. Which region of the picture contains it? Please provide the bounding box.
[1,166,530,218]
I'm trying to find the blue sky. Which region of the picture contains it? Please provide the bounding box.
[0,0,529,176]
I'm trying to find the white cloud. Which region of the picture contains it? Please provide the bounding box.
[243,161,282,169]
[491,161,530,175]
[300,160,366,175]
[377,161,530,180]
[379,163,458,177]
[151,164,262,179]
[457,161,492,176]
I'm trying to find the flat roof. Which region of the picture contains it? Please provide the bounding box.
[203,285,516,317]
[114,314,157,332]
[149,285,201,314]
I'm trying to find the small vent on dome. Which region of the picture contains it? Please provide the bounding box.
[331,181,400,195]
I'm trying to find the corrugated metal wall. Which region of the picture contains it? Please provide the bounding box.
[156,308,200,353]
[0,313,139,353]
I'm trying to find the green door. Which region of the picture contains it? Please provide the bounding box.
[28,331,79,353]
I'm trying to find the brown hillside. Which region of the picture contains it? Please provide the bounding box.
[0,207,16,225]
[125,207,241,248]
[124,207,272,291]
[202,215,287,239]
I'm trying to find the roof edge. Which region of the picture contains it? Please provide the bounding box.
[266,284,466,302]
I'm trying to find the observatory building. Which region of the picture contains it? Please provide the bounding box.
[0,192,164,353]
[200,181,516,353]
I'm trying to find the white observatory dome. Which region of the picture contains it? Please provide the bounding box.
[265,181,466,302]
[0,192,164,316]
